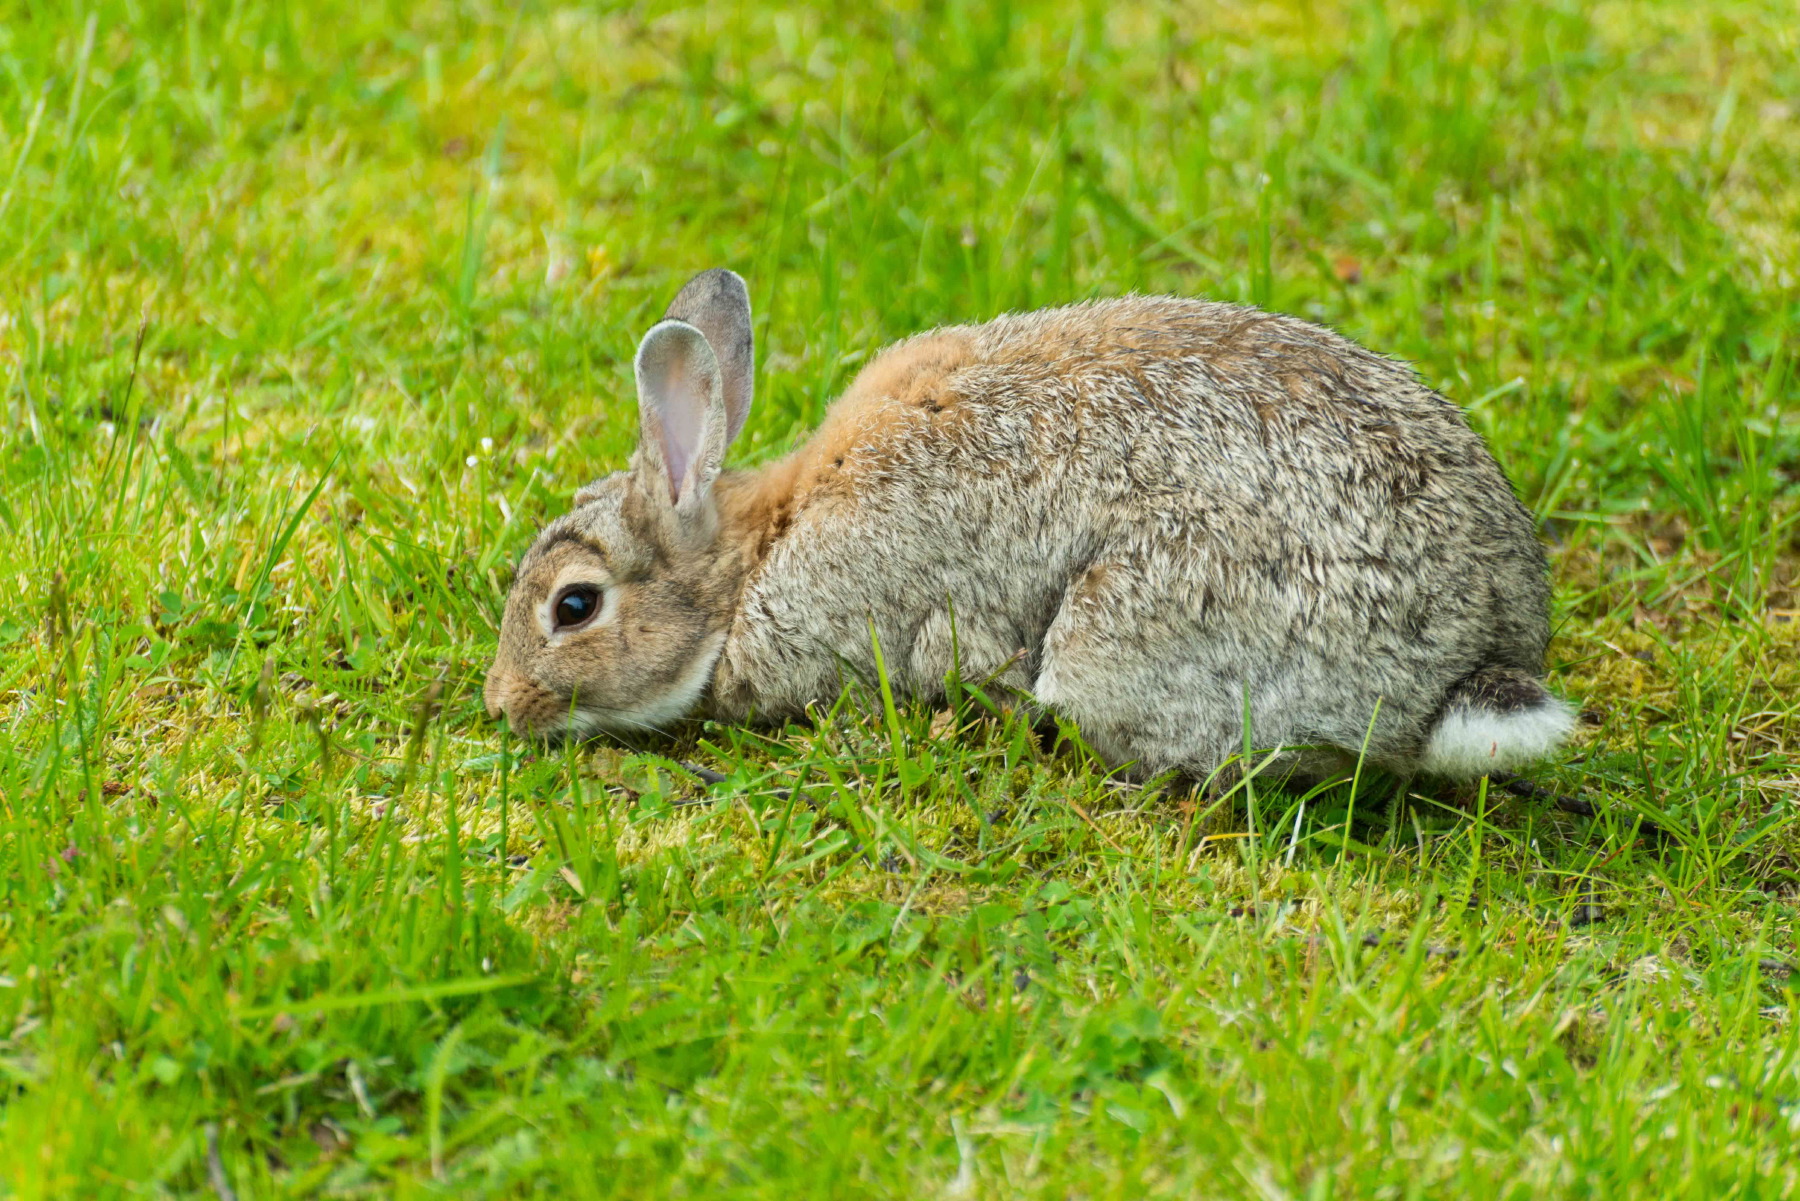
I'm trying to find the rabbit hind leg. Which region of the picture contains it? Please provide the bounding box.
[1028,559,1279,780]
[906,607,1035,702]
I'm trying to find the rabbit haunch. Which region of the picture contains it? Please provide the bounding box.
[486,269,1572,780]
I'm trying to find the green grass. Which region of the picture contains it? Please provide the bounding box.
[3,0,1799,1195]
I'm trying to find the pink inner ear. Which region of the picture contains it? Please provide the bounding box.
[656,357,701,496]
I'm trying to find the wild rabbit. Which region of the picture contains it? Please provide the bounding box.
[485,269,1571,780]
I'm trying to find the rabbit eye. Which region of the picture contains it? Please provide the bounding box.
[553,585,602,631]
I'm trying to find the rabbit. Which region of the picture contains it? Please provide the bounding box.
[484,268,1573,781]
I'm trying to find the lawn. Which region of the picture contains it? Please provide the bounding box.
[2,0,1799,1195]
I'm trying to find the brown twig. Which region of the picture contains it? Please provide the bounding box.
[1066,798,1127,853]
[677,762,729,791]
[1492,771,1670,843]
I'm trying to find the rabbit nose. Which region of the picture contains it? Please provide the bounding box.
[483,671,511,721]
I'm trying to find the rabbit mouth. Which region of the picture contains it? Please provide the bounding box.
[521,632,727,744]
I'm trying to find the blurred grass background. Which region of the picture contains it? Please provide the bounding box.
[2,0,1798,1195]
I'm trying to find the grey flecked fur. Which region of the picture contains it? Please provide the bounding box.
[486,269,1568,780]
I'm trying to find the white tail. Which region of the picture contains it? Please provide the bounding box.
[1420,690,1574,777]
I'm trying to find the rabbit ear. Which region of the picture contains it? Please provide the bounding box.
[634,319,728,507]
[662,268,754,445]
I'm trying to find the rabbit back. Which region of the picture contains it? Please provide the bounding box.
[709,295,1557,777]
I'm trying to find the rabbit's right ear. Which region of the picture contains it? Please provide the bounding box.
[631,269,755,515]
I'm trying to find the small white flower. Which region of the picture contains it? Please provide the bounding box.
[465,455,479,468]
[480,437,494,453]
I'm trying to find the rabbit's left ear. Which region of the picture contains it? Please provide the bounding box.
[663,268,754,445]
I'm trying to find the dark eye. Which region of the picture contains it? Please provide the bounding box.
[553,585,602,631]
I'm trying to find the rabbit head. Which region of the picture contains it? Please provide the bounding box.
[484,269,756,739]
